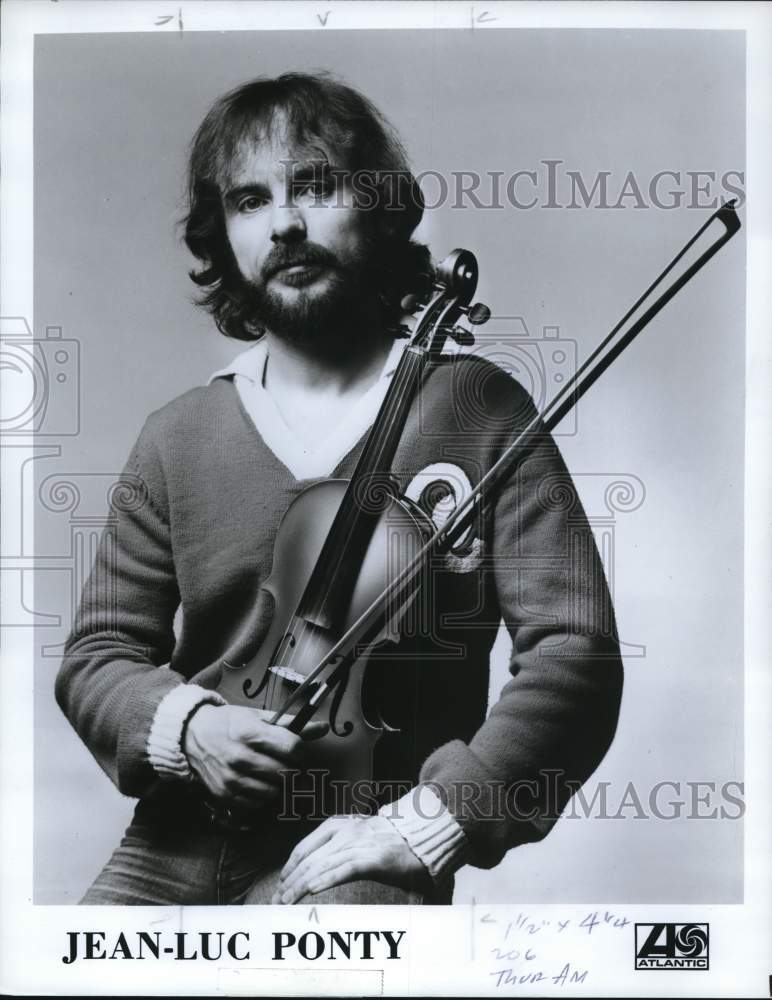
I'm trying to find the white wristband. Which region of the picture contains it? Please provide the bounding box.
[146,683,226,781]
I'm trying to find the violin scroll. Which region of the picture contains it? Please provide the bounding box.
[436,248,478,302]
[435,249,490,347]
[400,248,491,351]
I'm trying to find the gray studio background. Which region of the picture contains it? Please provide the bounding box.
[32,28,745,903]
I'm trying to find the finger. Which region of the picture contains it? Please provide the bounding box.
[277,851,369,905]
[210,773,281,804]
[253,708,291,725]
[278,841,359,902]
[298,720,329,742]
[304,859,372,899]
[279,818,347,880]
[253,708,328,733]
[230,751,299,781]
[279,824,341,883]
[240,725,304,764]
[274,843,355,903]
[278,831,353,889]
[263,711,330,742]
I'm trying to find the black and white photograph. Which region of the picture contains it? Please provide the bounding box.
[1,1,770,996]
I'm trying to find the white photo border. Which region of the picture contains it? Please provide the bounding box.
[1,1,770,996]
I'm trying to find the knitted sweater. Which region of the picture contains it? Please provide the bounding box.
[57,352,623,870]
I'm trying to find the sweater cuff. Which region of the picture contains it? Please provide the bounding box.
[146,683,226,781]
[379,785,468,882]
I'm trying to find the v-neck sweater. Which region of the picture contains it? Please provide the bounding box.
[208,336,406,480]
[57,353,623,870]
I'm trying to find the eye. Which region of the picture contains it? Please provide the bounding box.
[237,194,267,213]
[292,178,335,202]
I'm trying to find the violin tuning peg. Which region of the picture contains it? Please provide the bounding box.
[468,302,491,326]
[450,325,475,347]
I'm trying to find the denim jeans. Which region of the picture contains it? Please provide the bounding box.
[81,793,453,906]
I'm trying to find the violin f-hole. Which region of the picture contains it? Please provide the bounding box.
[242,629,297,700]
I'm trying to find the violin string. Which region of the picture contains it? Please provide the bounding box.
[267,296,441,708]
[298,289,456,623]
[281,294,455,702]
[299,297,449,616]
[278,349,417,671]
[269,202,739,725]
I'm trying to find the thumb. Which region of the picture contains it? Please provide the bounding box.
[299,720,330,741]
[252,708,329,740]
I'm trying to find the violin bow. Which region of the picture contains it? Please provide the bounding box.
[271,200,742,733]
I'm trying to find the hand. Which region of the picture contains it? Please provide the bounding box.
[272,814,428,904]
[183,704,328,810]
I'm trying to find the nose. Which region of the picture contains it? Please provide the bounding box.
[270,201,307,244]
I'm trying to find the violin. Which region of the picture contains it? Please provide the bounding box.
[214,201,741,817]
[215,249,493,812]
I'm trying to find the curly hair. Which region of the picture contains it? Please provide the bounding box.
[184,72,433,340]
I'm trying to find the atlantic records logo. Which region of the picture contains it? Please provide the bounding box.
[635,923,709,970]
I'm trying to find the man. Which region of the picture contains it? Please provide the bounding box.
[57,72,623,905]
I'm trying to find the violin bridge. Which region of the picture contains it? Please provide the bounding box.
[268,665,306,686]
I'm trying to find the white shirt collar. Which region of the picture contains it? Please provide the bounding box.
[208,337,406,480]
[208,339,269,386]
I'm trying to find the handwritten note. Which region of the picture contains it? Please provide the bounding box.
[476,908,630,989]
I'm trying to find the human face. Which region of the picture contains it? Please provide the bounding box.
[221,136,375,339]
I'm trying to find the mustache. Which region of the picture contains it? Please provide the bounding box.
[261,242,341,280]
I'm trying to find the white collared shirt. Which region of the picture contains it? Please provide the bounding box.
[208,337,406,480]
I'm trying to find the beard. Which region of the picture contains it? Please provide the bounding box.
[239,238,386,348]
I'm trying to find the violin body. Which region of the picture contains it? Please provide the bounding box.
[217,479,434,804]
